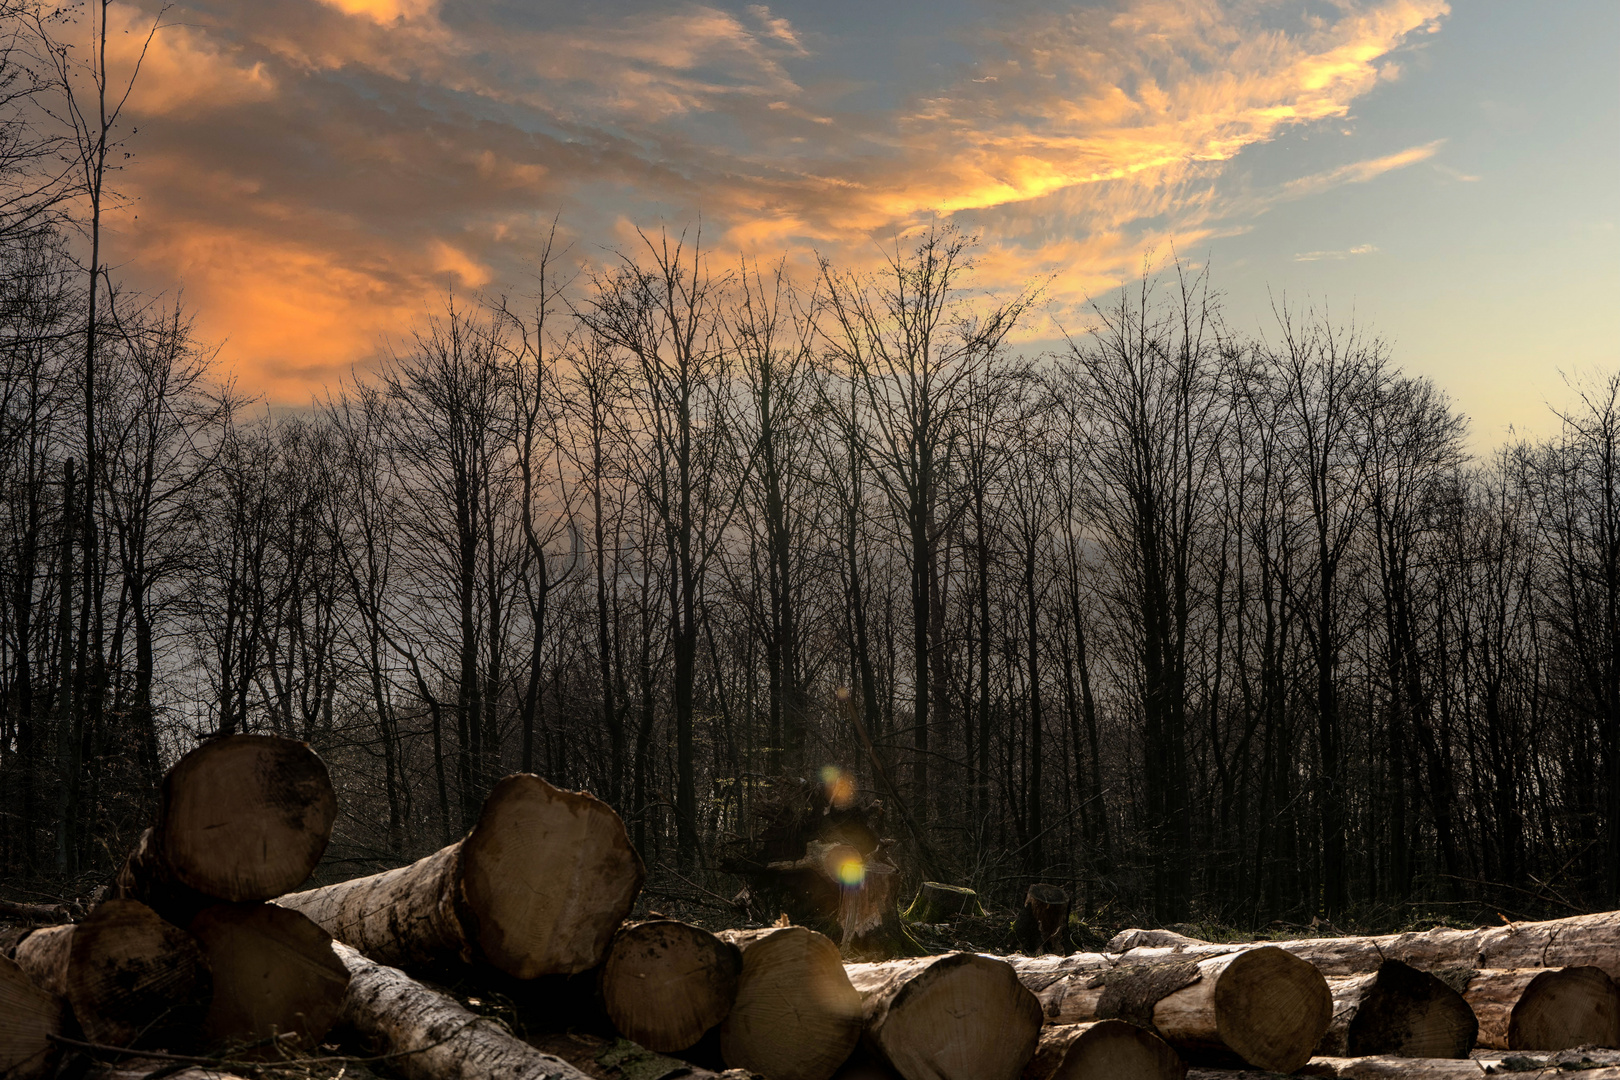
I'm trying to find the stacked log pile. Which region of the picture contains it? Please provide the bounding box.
[8,737,1620,1080]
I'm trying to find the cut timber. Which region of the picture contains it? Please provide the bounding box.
[845,952,1042,1080]
[1023,1020,1186,1080]
[1464,966,1620,1050]
[1006,946,1332,1074]
[1105,909,1620,980]
[1319,960,1476,1058]
[12,899,212,1049]
[717,926,863,1080]
[279,773,643,978]
[0,954,63,1080]
[85,1068,251,1080]
[115,734,335,911]
[1015,884,1072,955]
[902,883,985,923]
[334,942,595,1080]
[600,919,741,1052]
[189,902,347,1052]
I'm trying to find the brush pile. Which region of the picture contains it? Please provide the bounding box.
[5,736,1620,1080]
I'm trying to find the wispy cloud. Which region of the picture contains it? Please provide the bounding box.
[1295,244,1381,262]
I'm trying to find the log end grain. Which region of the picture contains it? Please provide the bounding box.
[719,926,864,1080]
[461,773,646,979]
[67,899,212,1049]
[1202,945,1332,1074]
[601,920,742,1052]
[1343,959,1476,1059]
[159,734,336,903]
[0,954,64,1080]
[1510,966,1620,1050]
[189,903,348,1053]
[1025,1020,1187,1080]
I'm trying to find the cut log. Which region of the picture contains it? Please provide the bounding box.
[845,952,1043,1080]
[114,734,336,915]
[1007,945,1333,1074]
[717,926,864,1080]
[12,899,211,1050]
[1319,959,1476,1058]
[0,954,63,1080]
[1106,909,1620,980]
[334,942,595,1080]
[279,773,643,978]
[188,902,347,1052]
[599,919,741,1052]
[1015,884,1072,956]
[1463,965,1620,1050]
[1023,1020,1186,1080]
[902,883,985,923]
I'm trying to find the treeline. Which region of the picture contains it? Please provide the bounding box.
[4,7,1620,929]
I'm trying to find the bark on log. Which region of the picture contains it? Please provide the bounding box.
[279,773,644,978]
[901,883,985,923]
[334,942,596,1080]
[84,1068,251,1080]
[1189,1049,1620,1078]
[1463,965,1620,1050]
[599,919,741,1052]
[1006,946,1333,1074]
[1014,885,1072,956]
[113,734,336,916]
[1319,959,1476,1058]
[12,899,211,1050]
[844,952,1043,1080]
[1023,1020,1186,1080]
[189,902,348,1052]
[1107,909,1620,979]
[0,954,63,1080]
[717,926,864,1080]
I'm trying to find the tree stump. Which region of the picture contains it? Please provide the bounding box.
[600,920,741,1052]
[901,883,985,923]
[0,955,63,1080]
[1025,1020,1187,1080]
[12,899,212,1050]
[1014,884,1071,955]
[717,926,864,1080]
[1464,966,1620,1050]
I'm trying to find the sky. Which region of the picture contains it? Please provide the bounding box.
[88,0,1619,448]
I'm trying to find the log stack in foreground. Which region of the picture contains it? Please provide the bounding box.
[189,902,348,1052]
[280,773,644,978]
[1463,965,1620,1050]
[600,919,741,1052]
[0,954,63,1080]
[846,952,1043,1080]
[718,925,864,1080]
[1319,960,1476,1058]
[11,898,211,1050]
[1024,1020,1186,1080]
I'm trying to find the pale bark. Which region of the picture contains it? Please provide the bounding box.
[280,774,643,978]
[845,952,1042,1080]
[600,919,741,1052]
[1464,966,1620,1050]
[718,926,863,1080]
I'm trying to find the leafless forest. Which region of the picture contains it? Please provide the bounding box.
[4,4,1620,931]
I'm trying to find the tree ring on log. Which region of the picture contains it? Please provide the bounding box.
[601,920,741,1052]
[1210,946,1333,1073]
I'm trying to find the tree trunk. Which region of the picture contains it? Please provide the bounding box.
[12,899,211,1050]
[188,902,347,1053]
[1106,910,1620,980]
[113,734,336,917]
[844,953,1042,1080]
[600,920,741,1053]
[279,773,644,978]
[1463,966,1620,1051]
[1024,1020,1186,1080]
[1014,884,1072,955]
[1006,946,1333,1074]
[333,942,596,1080]
[716,926,863,1080]
[0,954,64,1080]
[901,883,984,924]
[1318,960,1475,1059]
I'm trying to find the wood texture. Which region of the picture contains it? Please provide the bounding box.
[0,954,63,1080]
[13,899,212,1050]
[114,734,335,911]
[279,773,644,978]
[600,919,741,1052]
[1319,959,1476,1058]
[189,902,348,1052]
[845,952,1043,1080]
[1464,965,1620,1050]
[717,925,864,1080]
[1023,1020,1186,1080]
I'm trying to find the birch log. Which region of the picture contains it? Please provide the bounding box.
[0,954,63,1080]
[279,774,643,978]
[717,926,864,1080]
[113,735,335,917]
[845,952,1043,1080]
[11,899,211,1050]
[1023,1020,1186,1080]
[1463,966,1620,1050]
[1318,959,1476,1058]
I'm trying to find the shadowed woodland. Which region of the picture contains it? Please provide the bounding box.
[5,2,1620,933]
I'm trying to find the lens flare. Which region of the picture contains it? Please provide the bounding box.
[836,857,866,888]
[820,765,855,808]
